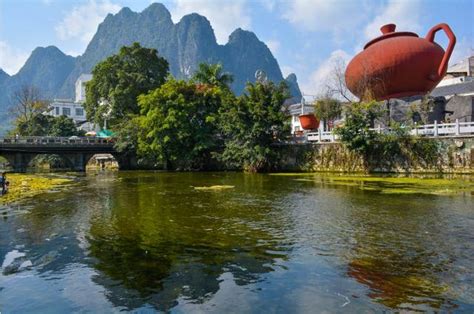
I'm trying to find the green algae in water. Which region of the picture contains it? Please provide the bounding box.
[273,173,474,196]
[0,174,73,204]
[193,185,235,191]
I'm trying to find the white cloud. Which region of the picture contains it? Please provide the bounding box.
[282,0,368,35]
[170,0,251,44]
[55,0,121,43]
[364,0,422,40]
[265,39,280,55]
[301,49,352,96]
[450,36,474,66]
[281,65,295,77]
[259,0,276,11]
[0,41,29,75]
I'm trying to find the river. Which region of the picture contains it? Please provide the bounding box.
[1,172,473,312]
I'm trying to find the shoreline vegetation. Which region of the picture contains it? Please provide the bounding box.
[0,173,73,205]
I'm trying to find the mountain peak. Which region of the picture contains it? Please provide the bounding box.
[228,28,259,44]
[142,3,171,20]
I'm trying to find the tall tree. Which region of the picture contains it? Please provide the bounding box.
[84,42,169,127]
[192,63,233,90]
[9,85,49,124]
[218,81,290,172]
[137,79,225,170]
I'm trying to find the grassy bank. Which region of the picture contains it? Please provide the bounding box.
[0,174,74,204]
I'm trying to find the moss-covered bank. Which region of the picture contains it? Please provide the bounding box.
[0,174,74,204]
[277,137,474,174]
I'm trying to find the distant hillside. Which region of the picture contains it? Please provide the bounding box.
[0,2,301,115]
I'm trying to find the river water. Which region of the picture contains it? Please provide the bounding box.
[0,172,473,313]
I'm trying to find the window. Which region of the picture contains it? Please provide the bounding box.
[75,108,84,116]
[62,108,71,116]
[55,107,60,115]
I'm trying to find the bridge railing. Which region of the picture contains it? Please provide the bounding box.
[0,136,114,146]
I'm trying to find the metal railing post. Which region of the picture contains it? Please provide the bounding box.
[434,120,438,137]
[414,122,418,136]
[455,119,460,136]
[318,129,322,142]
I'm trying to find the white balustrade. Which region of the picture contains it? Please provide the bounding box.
[305,121,474,143]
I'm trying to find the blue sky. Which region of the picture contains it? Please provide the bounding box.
[0,0,473,95]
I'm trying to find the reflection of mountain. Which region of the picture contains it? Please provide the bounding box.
[86,172,290,311]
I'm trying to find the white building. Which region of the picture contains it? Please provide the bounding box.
[75,74,93,103]
[47,74,92,123]
[432,56,474,98]
[49,99,86,122]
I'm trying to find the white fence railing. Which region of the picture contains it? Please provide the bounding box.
[306,120,474,143]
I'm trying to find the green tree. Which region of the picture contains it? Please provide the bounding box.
[14,114,83,137]
[313,97,342,130]
[48,115,84,136]
[138,79,225,170]
[333,101,385,159]
[192,63,233,90]
[85,42,169,127]
[218,82,290,172]
[9,85,50,135]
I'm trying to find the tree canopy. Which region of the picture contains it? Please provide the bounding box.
[192,63,233,90]
[218,81,290,172]
[137,79,226,170]
[84,42,169,127]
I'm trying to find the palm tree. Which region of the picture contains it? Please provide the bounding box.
[192,63,234,89]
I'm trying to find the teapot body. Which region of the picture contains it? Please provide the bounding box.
[345,23,456,101]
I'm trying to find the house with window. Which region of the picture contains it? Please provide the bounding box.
[49,99,87,122]
[46,74,97,130]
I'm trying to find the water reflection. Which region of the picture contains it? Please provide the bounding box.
[85,172,291,311]
[342,192,471,311]
[0,172,473,312]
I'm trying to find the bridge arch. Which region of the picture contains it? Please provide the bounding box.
[0,136,136,172]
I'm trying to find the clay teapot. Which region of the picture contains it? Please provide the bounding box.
[345,23,456,101]
[299,114,320,130]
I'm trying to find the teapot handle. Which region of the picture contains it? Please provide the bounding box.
[425,23,456,78]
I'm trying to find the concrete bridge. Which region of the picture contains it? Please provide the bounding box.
[0,136,136,172]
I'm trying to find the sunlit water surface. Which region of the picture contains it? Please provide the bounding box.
[0,172,473,313]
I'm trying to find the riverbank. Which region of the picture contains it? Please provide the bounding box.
[0,174,74,204]
[278,137,474,174]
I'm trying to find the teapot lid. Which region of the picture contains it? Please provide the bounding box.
[364,24,418,49]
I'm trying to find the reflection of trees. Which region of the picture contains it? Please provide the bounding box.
[87,172,290,311]
[343,193,459,311]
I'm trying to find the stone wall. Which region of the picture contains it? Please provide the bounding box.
[278,137,474,173]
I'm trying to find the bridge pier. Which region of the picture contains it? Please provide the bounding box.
[62,153,94,172]
[1,152,36,173]
[113,154,137,170]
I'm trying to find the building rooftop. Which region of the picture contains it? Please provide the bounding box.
[431,80,474,98]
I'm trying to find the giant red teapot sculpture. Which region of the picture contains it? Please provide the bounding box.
[345,23,456,101]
